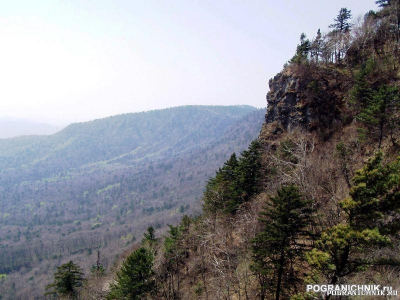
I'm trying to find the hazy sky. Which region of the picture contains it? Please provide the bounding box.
[0,0,376,125]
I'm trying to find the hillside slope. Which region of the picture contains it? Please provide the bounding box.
[0,105,265,299]
[0,105,256,183]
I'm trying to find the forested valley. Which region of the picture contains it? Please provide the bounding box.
[0,106,265,299]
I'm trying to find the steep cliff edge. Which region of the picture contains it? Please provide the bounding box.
[262,66,352,139]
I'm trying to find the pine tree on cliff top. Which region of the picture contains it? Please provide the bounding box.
[329,8,352,32]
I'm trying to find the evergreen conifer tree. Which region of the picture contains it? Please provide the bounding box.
[307,153,400,285]
[46,261,84,299]
[203,140,262,214]
[350,59,375,109]
[107,248,155,300]
[234,140,262,210]
[328,8,352,62]
[291,33,311,63]
[329,8,352,32]
[162,224,186,298]
[141,226,158,251]
[357,84,400,148]
[311,29,322,62]
[203,152,239,213]
[251,185,314,300]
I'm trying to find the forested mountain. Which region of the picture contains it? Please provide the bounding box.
[89,3,400,300]
[0,105,265,299]
[0,106,257,185]
[0,117,62,139]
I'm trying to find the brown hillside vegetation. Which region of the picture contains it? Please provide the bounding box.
[80,3,400,300]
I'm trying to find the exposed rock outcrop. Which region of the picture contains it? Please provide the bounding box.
[264,67,350,138]
[265,71,307,133]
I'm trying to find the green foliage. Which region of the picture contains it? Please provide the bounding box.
[234,140,263,204]
[350,59,375,108]
[203,140,262,214]
[160,224,187,298]
[141,226,158,250]
[329,8,352,32]
[107,248,155,300]
[357,84,400,148]
[164,225,182,256]
[203,152,239,213]
[180,214,191,231]
[251,185,314,300]
[350,58,400,148]
[290,293,316,300]
[376,0,394,7]
[310,29,322,62]
[194,282,204,295]
[45,261,84,298]
[344,152,400,231]
[291,33,311,64]
[163,223,187,269]
[308,153,400,284]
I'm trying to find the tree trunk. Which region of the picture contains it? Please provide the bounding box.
[275,247,286,300]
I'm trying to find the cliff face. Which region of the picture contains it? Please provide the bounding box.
[265,71,307,133]
[264,67,350,137]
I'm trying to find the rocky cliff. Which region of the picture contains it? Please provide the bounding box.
[264,66,351,138]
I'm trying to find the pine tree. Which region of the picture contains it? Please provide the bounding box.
[164,225,182,256]
[163,224,186,299]
[141,226,158,251]
[234,139,262,210]
[46,261,84,298]
[357,84,400,148]
[307,153,400,286]
[203,152,239,213]
[329,8,352,32]
[328,8,352,62]
[251,185,314,300]
[310,29,323,62]
[350,59,375,109]
[343,152,400,231]
[291,33,311,64]
[142,226,156,242]
[107,248,155,300]
[203,140,262,214]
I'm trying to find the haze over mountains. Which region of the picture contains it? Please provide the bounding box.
[0,117,63,139]
[0,105,265,298]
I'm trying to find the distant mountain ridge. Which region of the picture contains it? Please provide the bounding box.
[0,105,257,184]
[0,117,62,139]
